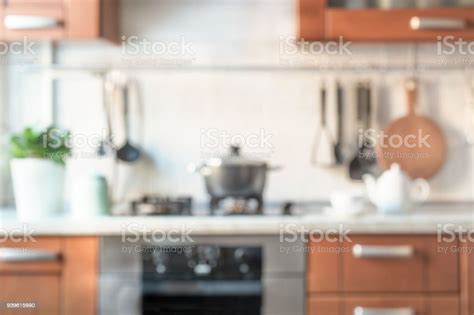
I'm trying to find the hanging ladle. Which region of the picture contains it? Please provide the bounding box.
[116,81,141,163]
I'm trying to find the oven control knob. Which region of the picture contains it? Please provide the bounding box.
[198,246,220,262]
[156,264,166,274]
[234,248,248,261]
[239,263,249,274]
[194,263,212,276]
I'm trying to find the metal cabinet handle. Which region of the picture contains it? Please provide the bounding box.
[4,15,62,30]
[0,248,60,262]
[352,244,414,259]
[354,307,415,315]
[410,17,466,30]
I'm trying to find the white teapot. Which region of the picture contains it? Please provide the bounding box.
[363,164,430,214]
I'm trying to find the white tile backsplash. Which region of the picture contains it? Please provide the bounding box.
[3,0,474,204]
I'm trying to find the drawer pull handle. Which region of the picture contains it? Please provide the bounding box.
[4,15,62,30]
[354,307,415,315]
[0,248,60,262]
[410,17,466,30]
[352,245,414,259]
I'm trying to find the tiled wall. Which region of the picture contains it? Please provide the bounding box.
[3,0,473,204]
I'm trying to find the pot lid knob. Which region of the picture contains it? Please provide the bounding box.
[230,145,241,157]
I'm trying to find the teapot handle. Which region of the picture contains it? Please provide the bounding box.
[412,178,430,203]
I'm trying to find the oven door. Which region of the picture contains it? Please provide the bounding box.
[142,280,262,315]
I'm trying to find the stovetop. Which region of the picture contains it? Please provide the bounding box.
[118,195,296,217]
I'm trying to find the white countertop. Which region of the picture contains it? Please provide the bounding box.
[1,203,472,236]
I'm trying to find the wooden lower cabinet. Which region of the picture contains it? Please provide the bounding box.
[0,274,61,315]
[308,296,459,315]
[0,237,98,315]
[460,239,474,315]
[307,235,472,315]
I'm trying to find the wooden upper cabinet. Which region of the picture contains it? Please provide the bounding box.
[0,0,119,42]
[297,0,474,41]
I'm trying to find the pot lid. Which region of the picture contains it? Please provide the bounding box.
[207,146,267,167]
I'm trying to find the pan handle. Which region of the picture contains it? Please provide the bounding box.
[268,165,283,171]
[405,78,417,116]
[187,163,212,176]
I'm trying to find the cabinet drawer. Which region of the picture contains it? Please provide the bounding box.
[343,236,459,293]
[307,296,340,315]
[325,8,474,41]
[2,3,66,40]
[0,237,63,273]
[308,296,459,315]
[0,274,60,315]
[307,236,459,293]
[6,0,63,4]
[307,239,342,292]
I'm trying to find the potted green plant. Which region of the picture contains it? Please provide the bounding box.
[9,127,71,220]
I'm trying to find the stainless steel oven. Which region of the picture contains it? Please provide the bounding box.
[99,236,305,315]
[142,245,262,314]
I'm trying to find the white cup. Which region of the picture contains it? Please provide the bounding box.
[330,190,368,215]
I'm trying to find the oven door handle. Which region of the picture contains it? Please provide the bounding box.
[142,280,262,296]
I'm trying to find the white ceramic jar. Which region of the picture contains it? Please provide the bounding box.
[70,174,109,218]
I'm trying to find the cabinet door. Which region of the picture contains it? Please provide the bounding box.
[7,0,63,4]
[471,242,474,315]
[325,8,474,41]
[344,296,459,315]
[308,296,340,315]
[0,238,63,273]
[1,3,66,40]
[0,274,60,315]
[343,236,459,293]
[308,296,459,315]
[0,238,62,314]
[460,239,474,315]
[307,239,342,293]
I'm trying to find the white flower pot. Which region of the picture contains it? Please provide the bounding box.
[10,158,65,220]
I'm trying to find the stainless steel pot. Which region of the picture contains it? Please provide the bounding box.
[189,147,278,199]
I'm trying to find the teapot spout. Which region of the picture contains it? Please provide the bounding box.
[362,174,377,204]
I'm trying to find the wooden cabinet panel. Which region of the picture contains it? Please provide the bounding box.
[0,0,119,41]
[342,236,459,293]
[470,241,474,315]
[308,295,460,315]
[7,0,63,4]
[308,296,340,315]
[308,236,459,294]
[325,8,474,41]
[297,0,474,41]
[64,0,119,41]
[307,240,341,292]
[308,296,459,315]
[428,296,460,315]
[307,235,466,315]
[64,0,99,38]
[63,237,98,315]
[344,296,458,315]
[0,237,98,315]
[1,3,66,40]
[297,0,325,40]
[460,239,474,315]
[343,296,426,315]
[0,237,63,273]
[0,274,60,315]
